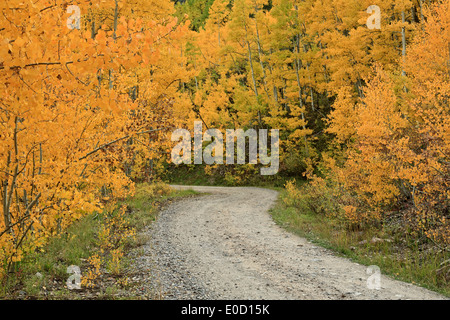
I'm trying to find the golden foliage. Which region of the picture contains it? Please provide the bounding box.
[0,0,188,277]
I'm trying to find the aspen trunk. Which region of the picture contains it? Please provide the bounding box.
[401,11,407,77]
[294,35,310,158]
[253,3,270,100]
[244,22,262,126]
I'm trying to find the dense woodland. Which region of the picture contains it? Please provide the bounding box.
[0,0,448,281]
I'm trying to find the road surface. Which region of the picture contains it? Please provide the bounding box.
[133,185,446,300]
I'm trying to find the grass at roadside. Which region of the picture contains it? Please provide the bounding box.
[270,189,450,297]
[0,182,199,299]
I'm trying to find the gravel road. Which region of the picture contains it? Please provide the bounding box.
[132,185,447,300]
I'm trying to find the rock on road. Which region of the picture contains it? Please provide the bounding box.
[134,185,446,300]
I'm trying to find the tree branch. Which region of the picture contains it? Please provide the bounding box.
[79,127,173,161]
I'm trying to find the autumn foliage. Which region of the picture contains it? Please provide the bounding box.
[0,0,189,278]
[323,1,449,244]
[173,0,448,247]
[1,0,449,281]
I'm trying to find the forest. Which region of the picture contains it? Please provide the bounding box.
[0,0,448,293]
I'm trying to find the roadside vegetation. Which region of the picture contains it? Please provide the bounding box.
[164,163,297,188]
[0,182,198,299]
[270,180,449,297]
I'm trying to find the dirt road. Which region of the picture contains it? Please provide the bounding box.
[135,185,446,300]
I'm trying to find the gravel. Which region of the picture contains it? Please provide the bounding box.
[127,185,447,300]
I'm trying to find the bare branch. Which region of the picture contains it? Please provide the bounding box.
[79,127,173,161]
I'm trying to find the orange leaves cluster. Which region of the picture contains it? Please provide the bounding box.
[175,0,432,177]
[0,0,188,276]
[325,1,449,244]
